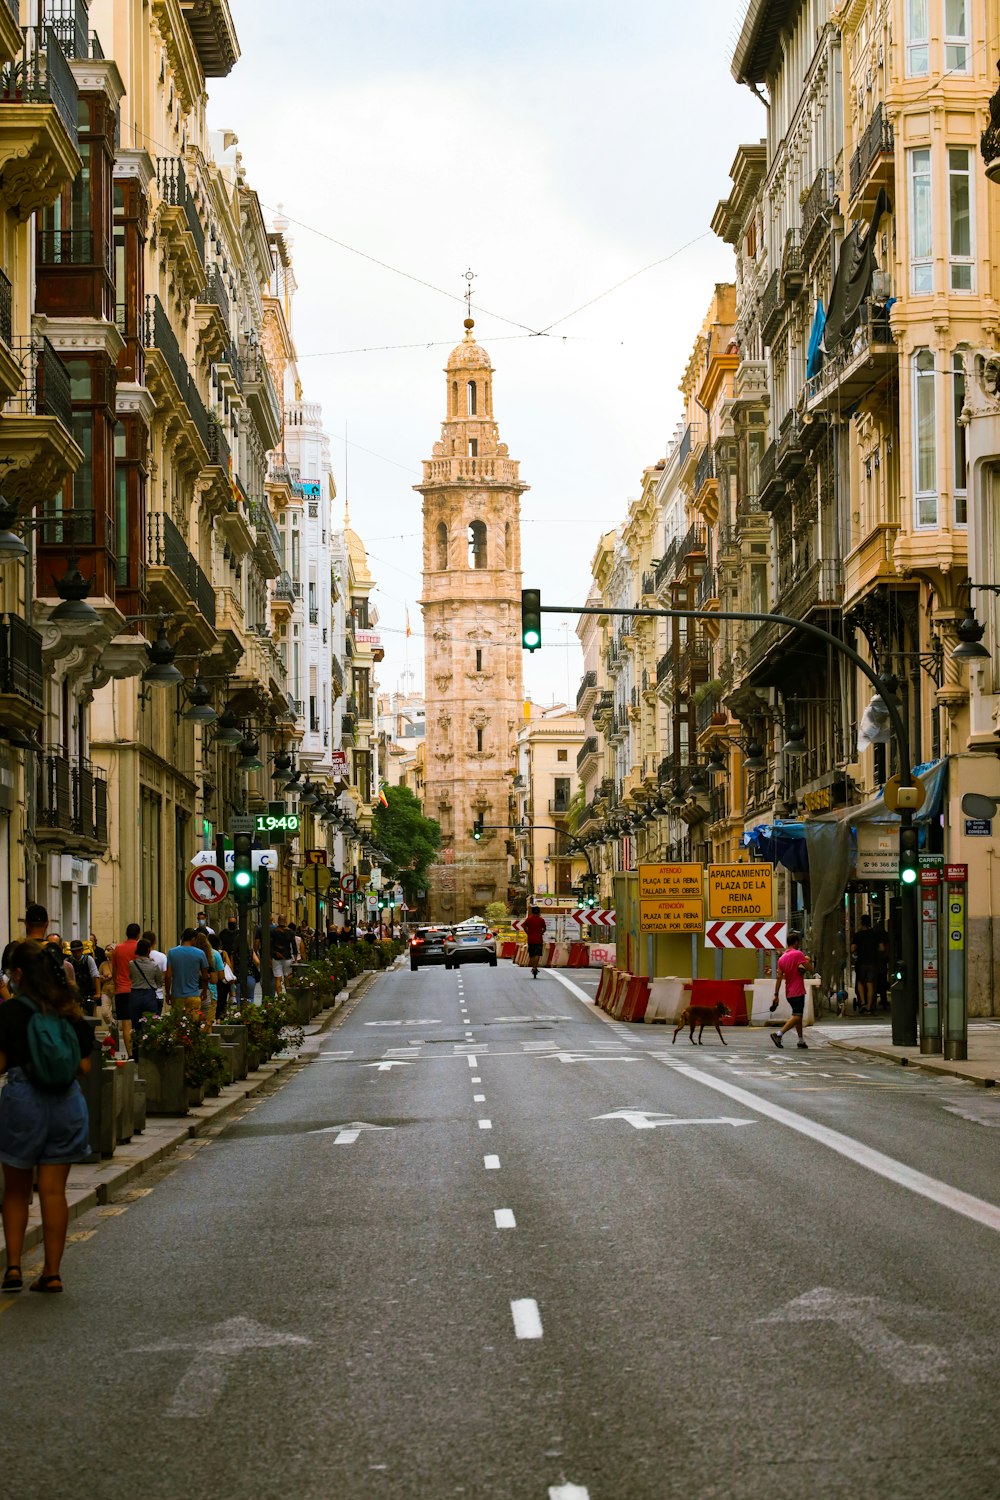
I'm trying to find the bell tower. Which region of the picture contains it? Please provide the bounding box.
[416,316,528,922]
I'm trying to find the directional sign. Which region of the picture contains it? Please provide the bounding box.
[707,863,773,920]
[705,920,787,950]
[639,898,703,933]
[341,875,357,894]
[593,1109,755,1130]
[187,864,228,905]
[190,849,278,872]
[570,908,616,927]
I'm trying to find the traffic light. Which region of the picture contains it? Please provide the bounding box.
[521,589,541,652]
[891,957,907,985]
[899,823,919,886]
[472,819,483,841]
[586,892,598,909]
[233,832,253,895]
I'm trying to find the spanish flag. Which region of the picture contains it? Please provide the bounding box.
[377,783,389,808]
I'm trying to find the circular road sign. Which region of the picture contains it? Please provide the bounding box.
[187,864,229,905]
[341,875,357,894]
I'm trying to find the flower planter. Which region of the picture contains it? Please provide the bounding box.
[212,1023,247,1079]
[246,1045,262,1073]
[187,1082,206,1107]
[116,1060,136,1144]
[98,1066,121,1156]
[134,1077,147,1134]
[138,1049,188,1115]
[217,1043,238,1086]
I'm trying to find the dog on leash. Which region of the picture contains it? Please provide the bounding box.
[672,1001,731,1045]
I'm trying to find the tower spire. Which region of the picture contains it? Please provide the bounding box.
[463,268,476,334]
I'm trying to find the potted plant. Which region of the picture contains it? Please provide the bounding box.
[136,1007,188,1115]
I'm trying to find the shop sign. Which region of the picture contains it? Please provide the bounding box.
[854,826,898,880]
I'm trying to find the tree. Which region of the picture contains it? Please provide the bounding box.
[485,900,510,929]
[371,786,441,906]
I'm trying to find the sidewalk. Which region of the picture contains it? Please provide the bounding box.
[1,970,378,1271]
[818,1018,1000,1088]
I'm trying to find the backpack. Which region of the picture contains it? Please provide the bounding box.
[15,995,82,1092]
[71,955,94,999]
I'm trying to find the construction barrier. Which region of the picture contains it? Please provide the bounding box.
[514,944,530,967]
[609,970,632,1018]
[689,978,750,1026]
[567,942,589,968]
[644,977,688,1024]
[552,942,570,968]
[500,941,518,961]
[621,974,651,1023]
[594,966,616,1008]
[748,976,816,1027]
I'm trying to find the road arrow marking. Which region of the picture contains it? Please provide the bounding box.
[308,1121,395,1144]
[363,1019,442,1027]
[364,1060,414,1072]
[132,1317,311,1417]
[760,1287,949,1385]
[546,1052,640,1064]
[592,1109,755,1130]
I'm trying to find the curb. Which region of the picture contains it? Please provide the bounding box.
[827,1038,998,1089]
[2,971,387,1271]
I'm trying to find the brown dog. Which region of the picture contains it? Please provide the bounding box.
[672,1001,731,1045]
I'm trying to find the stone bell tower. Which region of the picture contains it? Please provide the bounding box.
[416,317,528,922]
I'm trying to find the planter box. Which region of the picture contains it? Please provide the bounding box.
[246,1045,262,1073]
[134,1077,147,1134]
[212,1023,247,1079]
[138,1049,188,1115]
[116,1061,136,1143]
[187,1082,205,1107]
[217,1043,238,1086]
[98,1066,121,1156]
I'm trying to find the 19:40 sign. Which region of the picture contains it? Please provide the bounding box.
[255,812,300,834]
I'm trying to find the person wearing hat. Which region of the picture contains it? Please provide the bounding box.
[68,939,99,1016]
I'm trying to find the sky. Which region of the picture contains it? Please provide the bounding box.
[209,0,763,708]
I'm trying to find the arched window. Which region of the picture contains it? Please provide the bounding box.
[469,520,486,569]
[913,348,937,527]
[436,521,448,570]
[467,380,477,415]
[451,380,458,415]
[504,521,512,569]
[476,728,484,752]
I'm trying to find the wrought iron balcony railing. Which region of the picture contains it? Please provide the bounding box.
[575,669,597,709]
[0,26,79,150]
[0,267,10,348]
[695,444,714,495]
[201,264,230,327]
[759,267,782,344]
[146,511,216,629]
[577,735,598,770]
[849,102,894,203]
[155,156,206,265]
[0,612,43,708]
[801,168,835,261]
[5,336,72,432]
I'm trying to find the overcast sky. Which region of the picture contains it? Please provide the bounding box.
[210,1,763,708]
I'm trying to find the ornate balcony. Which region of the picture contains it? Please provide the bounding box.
[577,735,598,772]
[759,268,782,346]
[733,359,768,408]
[0,25,80,219]
[781,227,803,296]
[142,295,210,466]
[849,103,893,211]
[776,557,843,622]
[145,511,216,647]
[804,301,895,415]
[36,750,108,853]
[0,612,43,733]
[801,169,835,263]
[592,689,613,727]
[249,499,282,579]
[155,156,205,294]
[575,668,598,715]
[1,335,81,507]
[758,440,782,510]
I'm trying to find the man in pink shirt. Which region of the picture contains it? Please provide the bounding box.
[771,930,812,1050]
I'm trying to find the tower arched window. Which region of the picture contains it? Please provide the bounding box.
[469,520,487,570]
[436,521,448,570]
[467,380,477,415]
[451,380,458,415]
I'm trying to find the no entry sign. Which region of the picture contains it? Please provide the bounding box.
[187,864,228,905]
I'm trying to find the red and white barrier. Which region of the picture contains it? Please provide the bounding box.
[644,978,688,1023]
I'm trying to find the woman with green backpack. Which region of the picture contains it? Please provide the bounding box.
[0,940,96,1294]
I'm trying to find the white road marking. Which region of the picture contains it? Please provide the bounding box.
[549,1486,590,1500]
[511,1298,543,1339]
[318,1049,354,1058]
[494,1209,516,1229]
[465,1031,475,1039]
[484,1154,500,1169]
[364,1061,414,1073]
[546,1052,640,1065]
[674,1064,1000,1235]
[478,1119,492,1130]
[309,1122,394,1143]
[132,1318,311,1417]
[761,1287,949,1385]
[334,1130,359,1144]
[471,1075,481,1083]
[467,1055,478,1068]
[364,1019,441,1027]
[474,1094,486,1102]
[593,1108,754,1130]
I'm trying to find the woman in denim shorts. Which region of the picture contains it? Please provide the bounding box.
[0,941,95,1294]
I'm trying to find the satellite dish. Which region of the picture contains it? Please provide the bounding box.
[961,792,998,819]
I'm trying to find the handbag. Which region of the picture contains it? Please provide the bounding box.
[222,961,236,984]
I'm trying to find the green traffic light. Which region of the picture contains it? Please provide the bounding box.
[900,866,918,885]
[523,628,540,648]
[234,870,252,888]
[521,588,542,652]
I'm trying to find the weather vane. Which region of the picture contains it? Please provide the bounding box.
[463,268,476,319]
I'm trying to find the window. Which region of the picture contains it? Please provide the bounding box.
[953,351,968,524]
[913,348,938,527]
[504,520,511,569]
[436,520,448,570]
[910,148,933,293]
[467,380,477,415]
[451,380,457,414]
[945,0,970,71]
[557,748,568,762]
[948,148,974,290]
[469,520,487,569]
[906,0,929,75]
[476,728,484,753]
[475,648,482,672]
[468,438,478,458]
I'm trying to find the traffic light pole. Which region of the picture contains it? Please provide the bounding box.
[533,600,920,1046]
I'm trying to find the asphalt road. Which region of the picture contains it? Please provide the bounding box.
[3,960,1000,1500]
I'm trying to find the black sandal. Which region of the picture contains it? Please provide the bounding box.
[1,1265,23,1293]
[28,1274,63,1294]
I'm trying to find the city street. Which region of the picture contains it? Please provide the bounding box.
[3,961,1000,1499]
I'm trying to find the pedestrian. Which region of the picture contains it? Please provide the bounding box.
[522,905,547,979]
[269,916,295,995]
[0,939,96,1294]
[108,923,141,1058]
[1,902,50,972]
[127,940,162,1057]
[196,912,216,940]
[850,913,885,1015]
[89,931,106,967]
[191,932,224,1025]
[141,931,167,1011]
[164,929,209,1018]
[771,930,812,1049]
[68,939,99,1016]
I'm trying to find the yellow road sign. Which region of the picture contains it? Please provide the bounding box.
[307,865,332,893]
[638,863,703,900]
[639,897,704,933]
[707,863,773,920]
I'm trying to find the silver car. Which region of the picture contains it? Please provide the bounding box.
[443,924,498,969]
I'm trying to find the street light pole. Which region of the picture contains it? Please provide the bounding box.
[535,600,920,1045]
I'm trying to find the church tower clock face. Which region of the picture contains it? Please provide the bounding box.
[416,315,527,922]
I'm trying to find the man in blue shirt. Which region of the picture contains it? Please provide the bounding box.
[164,929,209,1016]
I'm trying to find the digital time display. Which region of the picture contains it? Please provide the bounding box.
[255,813,300,833]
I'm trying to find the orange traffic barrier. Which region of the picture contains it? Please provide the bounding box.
[500,941,518,961]
[515,944,530,967]
[609,971,631,1017]
[567,942,589,968]
[594,966,615,1008]
[689,978,750,1026]
[621,975,651,1022]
